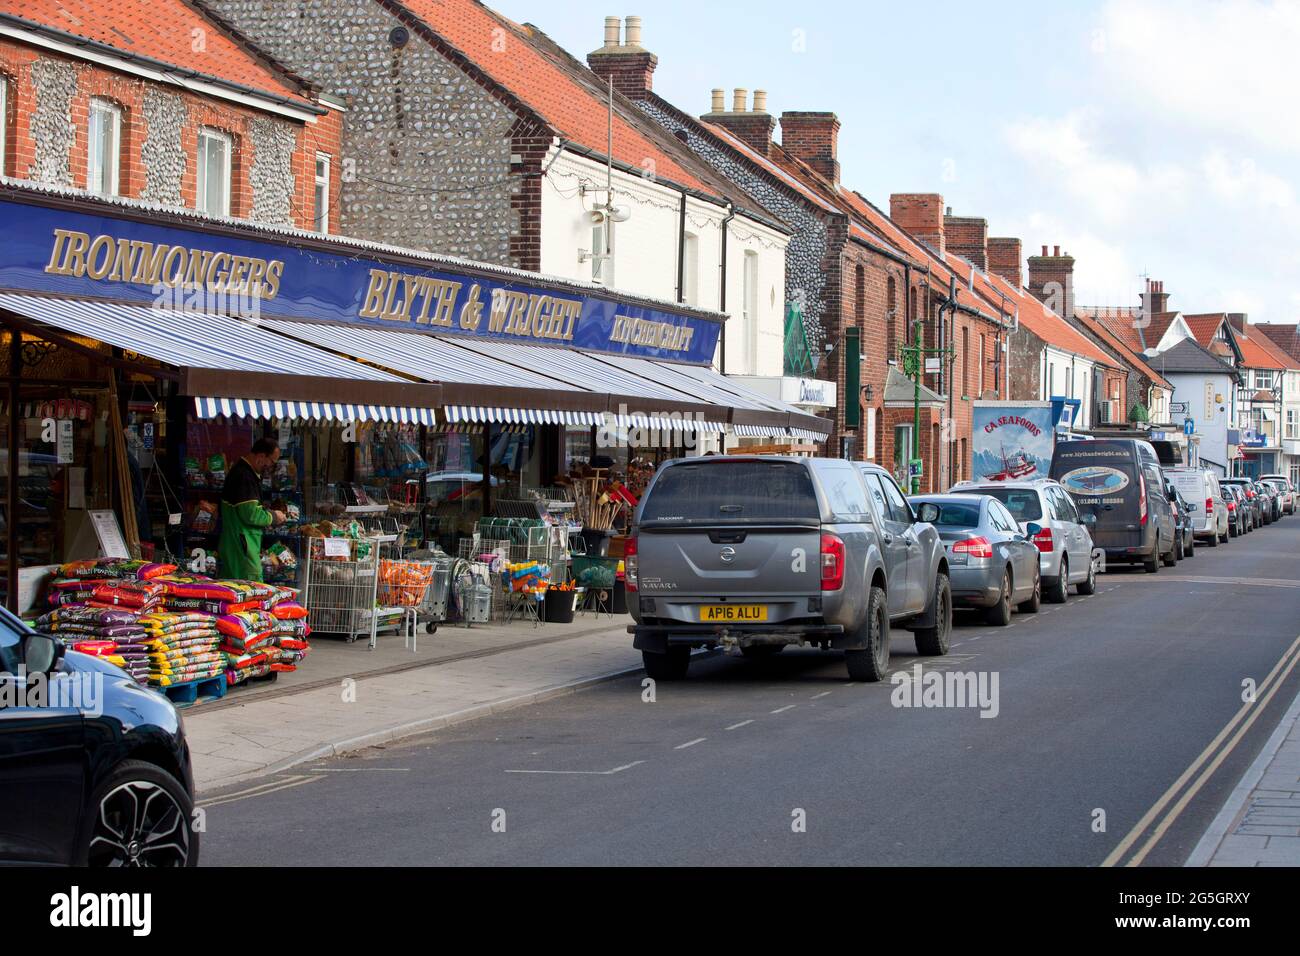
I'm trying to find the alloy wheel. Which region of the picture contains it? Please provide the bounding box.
[88,780,192,867]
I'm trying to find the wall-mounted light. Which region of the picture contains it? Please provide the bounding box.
[864,384,875,402]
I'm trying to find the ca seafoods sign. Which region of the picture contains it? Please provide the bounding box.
[0,198,720,364]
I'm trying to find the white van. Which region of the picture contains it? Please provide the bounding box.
[1166,468,1229,545]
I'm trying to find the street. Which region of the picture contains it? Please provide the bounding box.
[199,518,1300,867]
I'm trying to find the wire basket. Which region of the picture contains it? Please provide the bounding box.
[377,558,436,608]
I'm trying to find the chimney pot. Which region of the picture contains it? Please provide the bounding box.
[1042,245,1048,256]
[602,16,620,48]
[710,88,725,113]
[752,89,768,113]
[624,15,643,46]
[732,88,748,112]
[1053,245,1060,257]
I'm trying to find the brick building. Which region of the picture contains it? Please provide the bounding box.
[0,0,342,233]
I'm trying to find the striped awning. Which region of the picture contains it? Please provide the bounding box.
[731,424,790,438]
[790,427,828,442]
[194,397,435,425]
[444,406,603,426]
[607,411,725,432]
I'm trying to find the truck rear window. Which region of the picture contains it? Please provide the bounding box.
[640,460,820,523]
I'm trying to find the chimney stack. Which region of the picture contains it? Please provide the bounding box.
[988,237,1023,288]
[890,193,945,256]
[780,111,840,183]
[1027,244,1076,317]
[944,213,988,271]
[1145,279,1170,315]
[705,86,774,155]
[587,15,658,99]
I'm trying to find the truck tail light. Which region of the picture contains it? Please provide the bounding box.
[624,535,638,592]
[952,536,993,559]
[1206,497,1214,515]
[820,533,845,591]
[1031,527,1054,553]
[1138,472,1148,526]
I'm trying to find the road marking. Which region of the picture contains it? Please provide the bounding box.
[725,719,754,731]
[674,738,707,750]
[770,704,796,714]
[307,767,411,772]
[810,691,832,700]
[199,774,322,809]
[1101,634,1300,868]
[505,760,645,775]
[1140,575,1300,589]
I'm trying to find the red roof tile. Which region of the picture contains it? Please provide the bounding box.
[1074,312,1172,389]
[5,0,311,106]
[970,268,1115,367]
[1254,323,1300,363]
[1182,313,1228,347]
[1236,324,1298,370]
[399,0,708,193]
[703,123,843,215]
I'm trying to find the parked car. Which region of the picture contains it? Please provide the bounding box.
[907,494,1040,625]
[1165,467,1228,547]
[948,477,1098,602]
[1222,478,1262,529]
[1050,438,1178,573]
[627,456,951,682]
[1222,485,1248,536]
[1166,483,1197,559]
[1260,474,1296,515]
[1257,480,1283,521]
[0,609,198,866]
[1249,481,1275,523]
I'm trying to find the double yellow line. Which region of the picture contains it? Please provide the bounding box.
[1102,634,1300,867]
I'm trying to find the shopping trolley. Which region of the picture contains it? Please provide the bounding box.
[302,536,408,649]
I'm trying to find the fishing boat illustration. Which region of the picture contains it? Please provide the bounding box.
[984,445,1038,481]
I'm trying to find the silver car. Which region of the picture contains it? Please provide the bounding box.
[1166,467,1229,546]
[909,493,1040,626]
[1260,477,1295,516]
[948,478,1098,603]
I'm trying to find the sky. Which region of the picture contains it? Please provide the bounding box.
[493,0,1300,322]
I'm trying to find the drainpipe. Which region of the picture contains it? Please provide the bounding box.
[718,201,735,374]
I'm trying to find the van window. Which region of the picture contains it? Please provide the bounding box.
[640,460,819,523]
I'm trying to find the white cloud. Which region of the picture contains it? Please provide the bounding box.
[1201,150,1296,209]
[1097,0,1300,153]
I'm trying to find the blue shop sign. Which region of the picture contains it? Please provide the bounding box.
[0,197,721,365]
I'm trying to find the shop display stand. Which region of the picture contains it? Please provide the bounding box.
[302,536,406,649]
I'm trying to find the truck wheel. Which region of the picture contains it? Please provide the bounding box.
[1207,529,1218,547]
[1045,556,1069,604]
[913,574,951,656]
[1076,558,1098,595]
[845,586,890,682]
[1162,540,1178,566]
[642,646,690,681]
[1144,551,1159,573]
[984,569,1013,626]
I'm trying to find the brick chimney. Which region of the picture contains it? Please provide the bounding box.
[703,88,775,155]
[1027,244,1075,316]
[586,15,657,100]
[988,237,1023,288]
[1144,279,1170,315]
[890,193,945,256]
[780,111,840,183]
[944,214,988,270]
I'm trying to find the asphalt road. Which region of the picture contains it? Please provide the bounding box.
[200,516,1300,866]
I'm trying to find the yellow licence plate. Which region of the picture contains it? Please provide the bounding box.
[700,604,768,623]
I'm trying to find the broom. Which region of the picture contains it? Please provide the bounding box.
[107,376,141,558]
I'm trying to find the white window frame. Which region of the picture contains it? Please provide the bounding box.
[313,153,330,233]
[1286,408,1298,440]
[1256,369,1275,391]
[196,128,232,217]
[86,97,121,197]
[742,250,758,373]
[681,233,699,306]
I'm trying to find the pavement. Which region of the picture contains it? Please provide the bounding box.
[195,518,1300,866]
[184,615,641,793]
[1188,681,1300,867]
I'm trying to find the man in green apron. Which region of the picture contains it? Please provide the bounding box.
[218,438,286,581]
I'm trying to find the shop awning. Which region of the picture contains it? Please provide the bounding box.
[261,320,827,436]
[0,293,442,424]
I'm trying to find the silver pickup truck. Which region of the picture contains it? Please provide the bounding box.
[627,456,951,682]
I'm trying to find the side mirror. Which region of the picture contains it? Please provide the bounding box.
[1081,513,1098,526]
[1025,522,1043,536]
[22,633,63,675]
[915,502,941,525]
